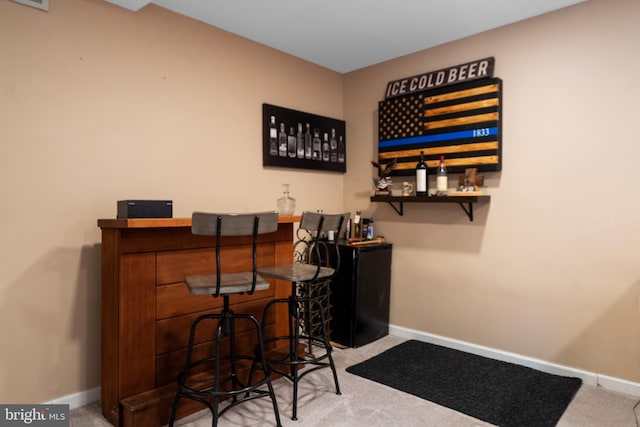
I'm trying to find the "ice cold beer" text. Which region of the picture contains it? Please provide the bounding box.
[385,57,494,99]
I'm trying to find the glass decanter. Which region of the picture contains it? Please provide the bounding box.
[277,184,295,215]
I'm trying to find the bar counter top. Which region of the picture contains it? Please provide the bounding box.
[98,215,301,229]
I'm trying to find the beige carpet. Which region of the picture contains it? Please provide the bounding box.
[70,335,640,427]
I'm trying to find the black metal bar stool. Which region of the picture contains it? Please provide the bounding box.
[168,211,282,427]
[254,211,348,421]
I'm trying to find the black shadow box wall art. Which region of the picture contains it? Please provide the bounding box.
[262,103,346,173]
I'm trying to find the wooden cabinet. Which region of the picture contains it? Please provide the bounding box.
[98,217,298,427]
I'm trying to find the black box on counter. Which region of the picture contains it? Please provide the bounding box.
[117,200,173,219]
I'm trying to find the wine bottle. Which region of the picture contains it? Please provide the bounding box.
[416,151,427,196]
[436,155,448,196]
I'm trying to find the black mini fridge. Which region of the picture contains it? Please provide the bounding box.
[329,242,392,348]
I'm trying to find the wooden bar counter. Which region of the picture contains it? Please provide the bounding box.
[98,216,299,427]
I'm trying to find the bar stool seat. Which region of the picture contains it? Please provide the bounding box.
[169,211,282,427]
[255,211,348,421]
[185,272,271,295]
[260,264,335,282]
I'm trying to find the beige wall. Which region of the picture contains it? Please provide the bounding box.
[2,0,640,406]
[0,0,344,404]
[344,0,640,383]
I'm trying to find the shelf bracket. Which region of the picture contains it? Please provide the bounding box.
[458,202,474,221]
[386,201,404,216]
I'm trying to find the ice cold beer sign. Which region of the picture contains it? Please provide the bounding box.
[385,57,495,99]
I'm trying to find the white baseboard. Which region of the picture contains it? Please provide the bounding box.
[389,324,640,398]
[45,386,100,410]
[598,374,640,397]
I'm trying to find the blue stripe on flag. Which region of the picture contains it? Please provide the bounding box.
[379,127,498,149]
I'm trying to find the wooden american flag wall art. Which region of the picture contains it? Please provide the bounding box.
[378,62,502,177]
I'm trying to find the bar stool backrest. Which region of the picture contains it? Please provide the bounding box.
[295,211,348,281]
[190,211,279,296]
[192,211,279,237]
[298,211,347,235]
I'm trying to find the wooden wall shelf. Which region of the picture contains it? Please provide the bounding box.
[370,195,490,221]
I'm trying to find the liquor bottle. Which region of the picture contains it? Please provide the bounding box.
[269,116,278,156]
[361,218,369,239]
[330,128,338,162]
[312,128,322,160]
[353,210,361,238]
[366,218,374,239]
[416,150,427,196]
[345,217,351,239]
[277,184,295,215]
[304,123,312,159]
[288,127,296,158]
[296,123,305,159]
[338,135,345,163]
[436,155,448,196]
[322,132,330,161]
[278,123,287,157]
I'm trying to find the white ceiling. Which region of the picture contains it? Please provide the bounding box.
[105,0,587,73]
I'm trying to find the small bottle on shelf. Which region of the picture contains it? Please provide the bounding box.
[345,217,352,239]
[361,218,369,239]
[353,210,361,238]
[415,151,427,196]
[436,155,448,196]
